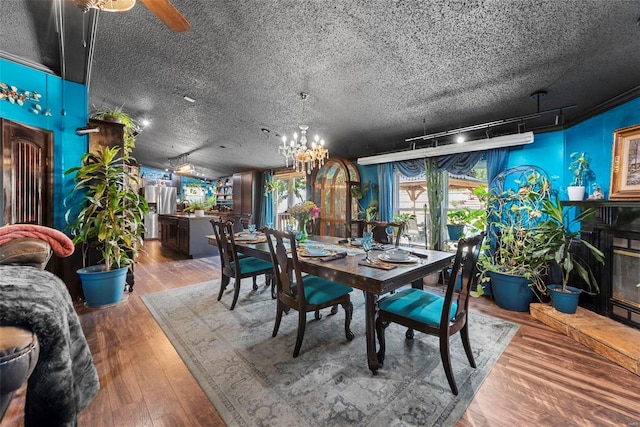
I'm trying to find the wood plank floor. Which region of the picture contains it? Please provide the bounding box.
[3,240,640,426]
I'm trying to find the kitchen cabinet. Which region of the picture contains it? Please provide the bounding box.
[233,171,262,225]
[159,214,218,258]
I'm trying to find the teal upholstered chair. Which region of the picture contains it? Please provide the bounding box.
[213,221,273,310]
[265,228,355,358]
[375,232,486,395]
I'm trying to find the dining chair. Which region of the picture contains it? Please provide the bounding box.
[212,221,274,310]
[265,228,355,358]
[365,221,405,246]
[375,232,486,395]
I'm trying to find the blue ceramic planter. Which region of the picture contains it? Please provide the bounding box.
[447,224,465,241]
[77,265,128,307]
[488,271,533,312]
[548,284,582,314]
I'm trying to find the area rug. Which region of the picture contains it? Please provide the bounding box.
[142,281,519,427]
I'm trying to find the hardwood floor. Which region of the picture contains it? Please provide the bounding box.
[3,240,640,426]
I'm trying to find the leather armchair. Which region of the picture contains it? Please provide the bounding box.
[0,237,50,422]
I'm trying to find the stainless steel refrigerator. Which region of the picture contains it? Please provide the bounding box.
[143,186,177,239]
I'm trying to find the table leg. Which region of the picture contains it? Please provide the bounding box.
[365,291,379,373]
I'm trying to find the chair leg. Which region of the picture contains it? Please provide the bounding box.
[218,274,230,301]
[343,301,354,340]
[314,309,322,320]
[460,322,476,368]
[252,275,258,290]
[375,317,387,365]
[270,276,277,299]
[230,278,241,310]
[439,333,458,395]
[405,328,414,339]
[293,310,307,358]
[272,301,284,337]
[330,304,338,315]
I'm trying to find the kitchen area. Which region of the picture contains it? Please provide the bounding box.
[140,168,261,259]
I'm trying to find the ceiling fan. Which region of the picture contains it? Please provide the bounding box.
[74,0,190,32]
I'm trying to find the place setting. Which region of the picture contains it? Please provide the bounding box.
[234,224,267,242]
[297,245,348,262]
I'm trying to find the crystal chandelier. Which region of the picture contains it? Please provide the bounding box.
[279,92,329,174]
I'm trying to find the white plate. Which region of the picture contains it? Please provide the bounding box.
[350,239,362,246]
[302,248,330,257]
[235,235,259,242]
[377,253,418,263]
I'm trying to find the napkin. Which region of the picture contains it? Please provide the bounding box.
[319,252,348,262]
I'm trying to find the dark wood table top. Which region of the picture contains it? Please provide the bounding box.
[206,234,454,295]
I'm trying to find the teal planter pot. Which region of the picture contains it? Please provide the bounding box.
[488,271,533,312]
[548,285,582,314]
[77,265,128,307]
[447,224,465,241]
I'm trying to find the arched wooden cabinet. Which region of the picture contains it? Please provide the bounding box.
[312,158,360,237]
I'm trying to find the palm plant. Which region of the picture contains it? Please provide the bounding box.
[530,194,604,293]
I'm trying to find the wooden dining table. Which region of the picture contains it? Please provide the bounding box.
[206,234,455,372]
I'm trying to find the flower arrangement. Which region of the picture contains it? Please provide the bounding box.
[290,201,320,222]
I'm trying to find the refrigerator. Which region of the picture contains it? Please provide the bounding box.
[143,186,177,239]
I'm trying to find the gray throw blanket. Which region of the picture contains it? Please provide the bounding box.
[0,265,100,426]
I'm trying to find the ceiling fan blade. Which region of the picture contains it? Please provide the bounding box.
[139,0,190,33]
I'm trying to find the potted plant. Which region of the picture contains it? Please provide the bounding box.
[567,151,595,201]
[91,105,140,158]
[290,200,320,242]
[183,200,207,216]
[530,194,605,313]
[477,166,552,311]
[446,208,472,240]
[65,146,148,307]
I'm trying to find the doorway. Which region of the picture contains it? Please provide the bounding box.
[1,118,53,226]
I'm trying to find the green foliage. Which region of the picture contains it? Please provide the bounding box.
[65,146,148,271]
[265,180,289,204]
[477,169,552,299]
[568,152,595,186]
[425,158,445,249]
[530,194,604,293]
[91,106,140,158]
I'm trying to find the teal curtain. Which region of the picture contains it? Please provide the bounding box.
[260,170,273,227]
[377,163,394,221]
[486,148,509,189]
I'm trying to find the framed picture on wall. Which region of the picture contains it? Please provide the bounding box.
[610,124,640,200]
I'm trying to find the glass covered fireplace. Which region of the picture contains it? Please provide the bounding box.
[568,201,640,330]
[611,236,640,326]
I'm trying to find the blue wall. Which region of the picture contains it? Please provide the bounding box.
[507,96,640,199]
[0,58,88,230]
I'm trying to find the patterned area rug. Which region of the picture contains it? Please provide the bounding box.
[142,281,519,426]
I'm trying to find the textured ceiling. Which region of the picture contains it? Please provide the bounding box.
[1,0,640,179]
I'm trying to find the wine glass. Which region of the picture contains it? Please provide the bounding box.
[266,222,273,229]
[294,230,303,246]
[362,231,374,262]
[385,225,394,245]
[248,224,256,233]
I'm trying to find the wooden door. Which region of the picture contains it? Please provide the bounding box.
[1,119,53,226]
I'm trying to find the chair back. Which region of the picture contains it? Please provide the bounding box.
[211,220,238,276]
[265,228,306,309]
[443,232,486,326]
[365,221,405,246]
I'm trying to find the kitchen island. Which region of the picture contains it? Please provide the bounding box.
[158,214,220,258]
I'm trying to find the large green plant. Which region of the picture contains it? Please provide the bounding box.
[65,146,148,271]
[477,168,552,298]
[530,194,604,293]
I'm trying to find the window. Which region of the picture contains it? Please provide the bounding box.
[396,160,487,245]
[272,171,306,229]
